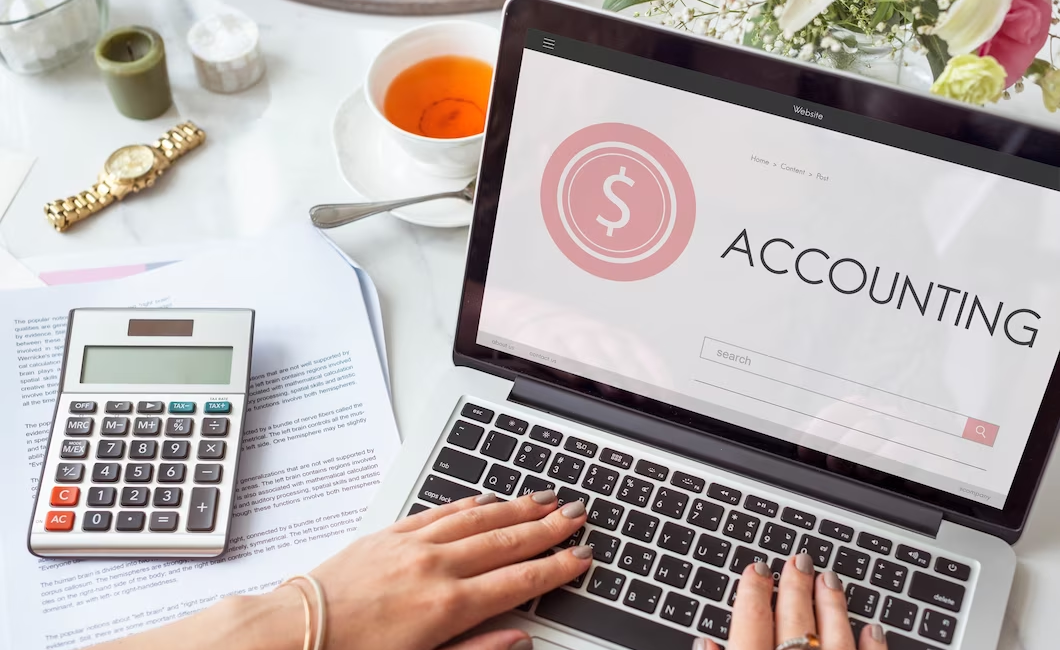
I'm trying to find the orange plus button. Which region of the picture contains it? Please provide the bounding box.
[45,511,75,531]
[50,486,80,507]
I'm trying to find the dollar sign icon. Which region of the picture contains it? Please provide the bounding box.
[595,166,634,237]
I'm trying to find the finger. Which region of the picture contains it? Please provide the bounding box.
[460,546,593,615]
[421,490,559,544]
[389,494,489,533]
[691,639,724,650]
[859,623,887,650]
[442,629,532,650]
[775,553,817,643]
[444,500,587,575]
[814,571,856,650]
[726,561,775,650]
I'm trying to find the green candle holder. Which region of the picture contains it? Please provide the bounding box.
[95,25,172,120]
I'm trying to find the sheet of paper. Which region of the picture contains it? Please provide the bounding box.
[0,224,400,650]
[0,149,34,226]
[0,246,44,290]
[20,236,392,389]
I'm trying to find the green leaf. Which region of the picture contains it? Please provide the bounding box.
[918,33,950,79]
[603,0,652,11]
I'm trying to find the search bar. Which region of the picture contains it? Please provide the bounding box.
[698,337,998,449]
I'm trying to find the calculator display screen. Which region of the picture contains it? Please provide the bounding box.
[80,346,234,385]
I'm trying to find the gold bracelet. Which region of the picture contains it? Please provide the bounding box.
[279,575,327,650]
[278,578,313,650]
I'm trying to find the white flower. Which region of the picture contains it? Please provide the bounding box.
[747,5,762,18]
[932,0,1011,55]
[682,6,695,20]
[938,0,950,7]
[799,43,816,59]
[778,0,837,37]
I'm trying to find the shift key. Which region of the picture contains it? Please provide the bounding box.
[433,447,487,484]
[907,571,965,612]
[419,475,481,506]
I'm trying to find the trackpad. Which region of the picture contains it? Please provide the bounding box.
[531,638,574,650]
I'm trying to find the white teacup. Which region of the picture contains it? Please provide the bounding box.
[365,21,499,178]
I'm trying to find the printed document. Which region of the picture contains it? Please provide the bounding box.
[0,224,400,649]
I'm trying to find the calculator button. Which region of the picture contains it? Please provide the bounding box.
[150,512,180,532]
[162,440,191,459]
[60,440,89,459]
[188,487,220,531]
[105,401,133,414]
[92,463,121,483]
[153,487,182,507]
[137,401,164,414]
[101,417,130,436]
[194,464,223,483]
[82,511,112,532]
[159,463,186,483]
[133,417,161,436]
[116,511,146,531]
[87,487,116,507]
[55,463,84,483]
[168,401,196,414]
[96,440,125,459]
[65,417,93,436]
[129,440,158,459]
[69,401,97,414]
[50,486,79,507]
[120,486,150,507]
[165,418,193,436]
[204,401,231,414]
[45,511,75,531]
[126,463,154,483]
[197,440,226,460]
[202,418,229,437]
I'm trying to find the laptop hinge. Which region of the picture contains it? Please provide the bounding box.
[509,377,943,538]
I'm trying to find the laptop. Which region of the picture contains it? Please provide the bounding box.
[362,1,1060,648]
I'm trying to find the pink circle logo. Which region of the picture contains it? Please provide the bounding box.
[540,123,696,281]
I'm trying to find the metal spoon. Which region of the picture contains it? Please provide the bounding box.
[309,178,476,229]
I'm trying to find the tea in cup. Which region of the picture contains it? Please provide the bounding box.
[366,22,499,178]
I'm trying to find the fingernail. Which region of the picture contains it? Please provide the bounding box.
[823,570,843,590]
[753,561,770,578]
[561,500,586,518]
[510,639,533,650]
[795,552,814,574]
[532,490,556,504]
[870,624,884,642]
[475,492,497,505]
[690,639,706,650]
[572,545,593,559]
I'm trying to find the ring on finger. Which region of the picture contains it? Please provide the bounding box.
[775,632,821,650]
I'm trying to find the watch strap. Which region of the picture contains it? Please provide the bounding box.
[153,121,206,162]
[44,182,117,233]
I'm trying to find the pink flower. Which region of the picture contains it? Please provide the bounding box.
[977,0,1052,88]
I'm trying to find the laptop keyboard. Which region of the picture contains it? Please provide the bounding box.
[406,400,975,650]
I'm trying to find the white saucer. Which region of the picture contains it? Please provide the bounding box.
[331,87,474,228]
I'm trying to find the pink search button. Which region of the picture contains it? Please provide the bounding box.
[962,418,999,447]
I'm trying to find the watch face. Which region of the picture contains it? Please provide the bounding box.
[104,145,155,180]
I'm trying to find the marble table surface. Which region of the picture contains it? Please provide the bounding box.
[0,1,1055,648]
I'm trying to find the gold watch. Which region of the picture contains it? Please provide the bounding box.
[45,122,206,233]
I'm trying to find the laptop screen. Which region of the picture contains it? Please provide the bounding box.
[474,30,1060,512]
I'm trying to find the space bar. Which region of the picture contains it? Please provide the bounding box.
[535,589,697,650]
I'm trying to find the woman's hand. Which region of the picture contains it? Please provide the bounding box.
[269,490,591,650]
[95,490,589,650]
[694,555,887,650]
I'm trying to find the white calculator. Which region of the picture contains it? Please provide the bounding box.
[28,308,255,559]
